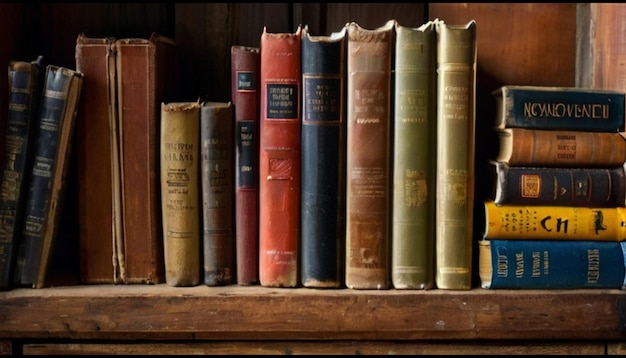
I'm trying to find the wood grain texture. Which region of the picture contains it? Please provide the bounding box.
[1,285,625,341]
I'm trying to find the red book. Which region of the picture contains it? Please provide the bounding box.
[230,45,260,285]
[258,26,302,287]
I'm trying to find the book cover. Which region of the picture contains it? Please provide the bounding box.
[489,160,626,207]
[19,65,84,288]
[482,200,626,241]
[200,101,234,286]
[258,25,302,288]
[0,57,44,290]
[492,85,625,132]
[300,26,346,289]
[345,20,395,290]
[391,20,436,290]
[115,33,178,284]
[495,128,626,168]
[479,239,626,289]
[434,20,477,290]
[74,34,119,284]
[230,45,260,286]
[160,101,201,287]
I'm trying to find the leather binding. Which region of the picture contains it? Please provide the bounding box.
[200,101,235,286]
[258,26,303,288]
[345,20,395,290]
[230,45,260,285]
[300,26,346,288]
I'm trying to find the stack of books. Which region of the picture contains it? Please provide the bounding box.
[479,85,626,289]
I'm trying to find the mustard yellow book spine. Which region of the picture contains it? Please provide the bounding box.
[483,200,626,241]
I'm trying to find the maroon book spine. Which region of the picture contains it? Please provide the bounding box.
[230,46,260,285]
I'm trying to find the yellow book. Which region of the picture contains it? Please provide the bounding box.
[482,200,626,241]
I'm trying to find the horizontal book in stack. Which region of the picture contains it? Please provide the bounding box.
[480,85,626,290]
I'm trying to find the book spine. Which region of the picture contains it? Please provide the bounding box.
[20,65,83,288]
[300,27,346,288]
[160,102,201,287]
[497,128,626,167]
[345,20,395,290]
[391,21,436,290]
[200,102,235,286]
[483,200,626,241]
[492,161,626,207]
[230,45,260,286]
[75,35,118,284]
[116,34,177,284]
[0,58,43,290]
[434,20,477,290]
[258,26,302,288]
[495,86,625,132]
[479,239,626,289]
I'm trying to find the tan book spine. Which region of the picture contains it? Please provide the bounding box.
[160,101,201,287]
[434,20,477,290]
[345,20,395,290]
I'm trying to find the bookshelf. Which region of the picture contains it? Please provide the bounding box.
[1,3,626,355]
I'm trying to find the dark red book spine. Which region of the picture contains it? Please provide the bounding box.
[258,26,302,288]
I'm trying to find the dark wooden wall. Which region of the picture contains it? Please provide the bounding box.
[0,3,581,285]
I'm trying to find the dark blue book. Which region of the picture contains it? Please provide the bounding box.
[479,239,626,289]
[17,65,83,288]
[492,85,625,132]
[0,56,45,290]
[300,26,346,288]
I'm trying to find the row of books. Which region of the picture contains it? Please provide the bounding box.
[0,57,84,290]
[69,18,479,290]
[479,85,626,290]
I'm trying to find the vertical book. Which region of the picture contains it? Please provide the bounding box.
[345,20,395,290]
[391,20,436,290]
[75,34,120,284]
[259,26,303,288]
[200,101,235,286]
[19,65,83,288]
[115,33,178,284]
[160,101,201,287]
[230,45,260,285]
[300,26,346,288]
[434,20,477,290]
[0,57,44,290]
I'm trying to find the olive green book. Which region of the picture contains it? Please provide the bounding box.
[434,19,477,290]
[391,20,436,290]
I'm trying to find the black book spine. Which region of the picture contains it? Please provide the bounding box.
[300,28,346,288]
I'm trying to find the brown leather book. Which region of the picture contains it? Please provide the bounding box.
[258,26,302,288]
[496,128,626,167]
[160,101,201,287]
[75,34,119,284]
[230,45,260,285]
[115,33,179,284]
[345,20,395,290]
[200,101,235,286]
